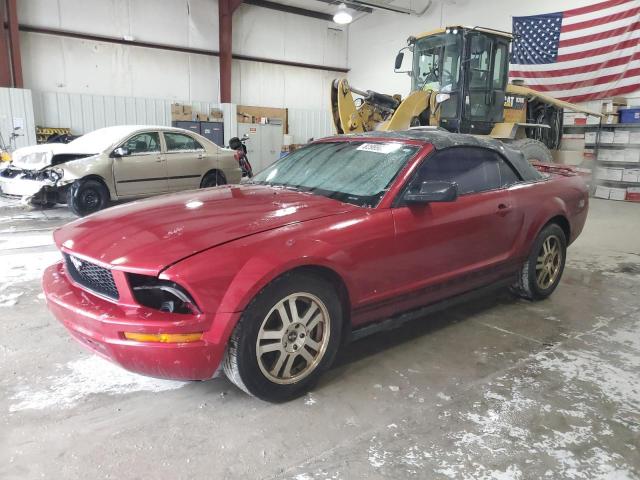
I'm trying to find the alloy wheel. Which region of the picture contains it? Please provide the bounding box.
[255,292,330,385]
[536,235,563,290]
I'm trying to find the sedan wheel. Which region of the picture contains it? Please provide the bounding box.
[223,273,342,402]
[256,293,330,385]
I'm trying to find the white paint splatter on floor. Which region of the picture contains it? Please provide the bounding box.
[9,355,186,412]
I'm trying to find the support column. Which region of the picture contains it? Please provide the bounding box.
[0,1,12,87]
[6,0,22,88]
[218,0,242,103]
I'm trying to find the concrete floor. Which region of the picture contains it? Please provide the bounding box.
[0,197,638,479]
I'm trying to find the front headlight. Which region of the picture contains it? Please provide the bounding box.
[128,273,201,314]
[46,168,64,182]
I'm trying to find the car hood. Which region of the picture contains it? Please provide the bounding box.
[11,143,98,170]
[53,185,359,275]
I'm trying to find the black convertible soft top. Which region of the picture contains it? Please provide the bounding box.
[332,129,543,182]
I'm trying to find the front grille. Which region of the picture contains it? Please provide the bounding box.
[64,254,119,300]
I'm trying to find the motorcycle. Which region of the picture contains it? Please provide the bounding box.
[228,134,253,178]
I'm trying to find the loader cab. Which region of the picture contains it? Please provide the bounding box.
[404,27,511,135]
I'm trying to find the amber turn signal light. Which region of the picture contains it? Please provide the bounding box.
[123,332,203,343]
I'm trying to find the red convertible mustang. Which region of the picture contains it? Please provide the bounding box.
[43,130,588,402]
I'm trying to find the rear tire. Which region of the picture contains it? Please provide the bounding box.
[223,273,343,402]
[510,138,553,163]
[511,223,567,300]
[67,179,109,217]
[201,170,226,188]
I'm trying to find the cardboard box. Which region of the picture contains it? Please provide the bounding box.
[595,167,624,181]
[627,187,640,202]
[209,108,223,119]
[604,114,619,124]
[614,130,630,144]
[609,187,627,200]
[624,149,640,162]
[602,104,621,114]
[171,103,183,114]
[622,168,640,182]
[585,131,598,144]
[564,112,587,125]
[608,150,626,163]
[598,150,612,162]
[600,131,615,143]
[172,112,192,121]
[594,185,610,199]
[182,104,193,115]
[196,113,209,121]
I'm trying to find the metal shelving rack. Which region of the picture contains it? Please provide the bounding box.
[563,122,640,202]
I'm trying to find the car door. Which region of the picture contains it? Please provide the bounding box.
[390,146,524,310]
[163,131,208,192]
[112,131,168,197]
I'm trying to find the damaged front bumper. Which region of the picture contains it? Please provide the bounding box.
[0,167,69,204]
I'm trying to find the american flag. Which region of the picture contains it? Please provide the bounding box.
[509,0,640,103]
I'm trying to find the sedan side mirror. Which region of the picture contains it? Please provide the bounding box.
[112,147,130,158]
[404,181,458,204]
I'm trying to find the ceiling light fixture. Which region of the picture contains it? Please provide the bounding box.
[333,3,353,24]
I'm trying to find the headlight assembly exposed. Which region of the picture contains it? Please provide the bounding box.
[128,273,201,314]
[46,168,64,182]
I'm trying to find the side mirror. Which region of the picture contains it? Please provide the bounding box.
[404,181,458,204]
[394,52,404,70]
[112,147,129,158]
[394,46,413,73]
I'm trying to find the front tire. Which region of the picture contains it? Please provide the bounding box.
[223,273,343,402]
[67,179,109,217]
[512,223,567,300]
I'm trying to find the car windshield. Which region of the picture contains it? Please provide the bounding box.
[251,141,420,208]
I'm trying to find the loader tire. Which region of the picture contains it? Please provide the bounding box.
[510,138,553,163]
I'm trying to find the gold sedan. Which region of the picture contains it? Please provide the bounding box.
[0,125,242,216]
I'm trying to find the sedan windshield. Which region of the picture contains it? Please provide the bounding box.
[251,141,420,207]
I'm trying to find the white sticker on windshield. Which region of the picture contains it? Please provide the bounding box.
[356,143,402,154]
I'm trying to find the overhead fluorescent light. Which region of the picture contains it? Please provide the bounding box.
[333,3,353,24]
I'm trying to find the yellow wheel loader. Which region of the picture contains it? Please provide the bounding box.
[331,26,600,162]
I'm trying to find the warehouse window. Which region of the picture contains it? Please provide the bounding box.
[164,132,204,152]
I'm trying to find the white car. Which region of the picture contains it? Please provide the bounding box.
[0,125,242,216]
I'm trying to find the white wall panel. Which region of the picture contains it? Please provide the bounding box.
[18,0,346,112]
[0,88,37,150]
[288,108,334,144]
[31,90,220,135]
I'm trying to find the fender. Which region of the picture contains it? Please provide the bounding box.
[521,194,569,256]
[216,236,356,315]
